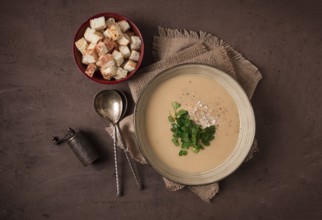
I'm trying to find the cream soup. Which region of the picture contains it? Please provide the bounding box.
[145,73,240,174]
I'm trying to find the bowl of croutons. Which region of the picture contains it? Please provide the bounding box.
[73,12,144,84]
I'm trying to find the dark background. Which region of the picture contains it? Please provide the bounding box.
[1,0,321,219]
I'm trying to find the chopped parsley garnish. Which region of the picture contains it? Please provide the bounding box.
[168,102,216,156]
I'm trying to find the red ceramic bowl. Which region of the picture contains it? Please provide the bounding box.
[73,12,144,84]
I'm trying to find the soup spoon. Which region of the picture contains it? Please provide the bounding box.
[116,90,143,191]
[94,90,142,197]
[94,89,122,197]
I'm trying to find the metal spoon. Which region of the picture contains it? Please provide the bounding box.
[115,90,143,190]
[94,90,142,196]
[94,90,123,197]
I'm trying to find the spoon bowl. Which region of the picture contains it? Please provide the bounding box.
[94,90,123,124]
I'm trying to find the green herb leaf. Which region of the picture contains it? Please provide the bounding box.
[179,150,188,156]
[172,102,181,111]
[192,147,200,153]
[172,138,180,146]
[196,143,203,150]
[176,109,188,117]
[169,102,217,156]
[168,115,175,122]
[181,142,191,149]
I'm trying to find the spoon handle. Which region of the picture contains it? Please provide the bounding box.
[113,125,121,197]
[124,150,143,190]
[115,124,143,191]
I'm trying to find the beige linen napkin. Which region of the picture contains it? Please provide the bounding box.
[106,27,262,202]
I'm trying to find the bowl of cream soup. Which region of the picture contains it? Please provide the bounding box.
[134,64,255,185]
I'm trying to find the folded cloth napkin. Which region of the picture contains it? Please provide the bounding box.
[106,27,262,202]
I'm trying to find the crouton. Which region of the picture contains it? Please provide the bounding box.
[95,41,108,56]
[119,45,130,58]
[90,16,106,30]
[130,36,141,50]
[129,50,140,62]
[117,36,130,46]
[84,27,94,41]
[96,54,114,68]
[103,37,117,52]
[84,27,103,44]
[108,24,123,41]
[75,37,88,54]
[114,67,128,80]
[85,63,97,77]
[118,20,130,32]
[106,18,116,27]
[123,60,137,72]
[100,65,117,80]
[82,49,98,64]
[112,50,124,66]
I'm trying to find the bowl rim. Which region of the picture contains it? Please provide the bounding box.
[73,12,144,84]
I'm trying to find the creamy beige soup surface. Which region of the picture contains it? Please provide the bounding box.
[145,73,240,174]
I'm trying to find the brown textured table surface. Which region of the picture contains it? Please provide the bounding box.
[1,0,322,219]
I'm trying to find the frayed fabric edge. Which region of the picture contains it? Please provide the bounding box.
[156,27,263,80]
